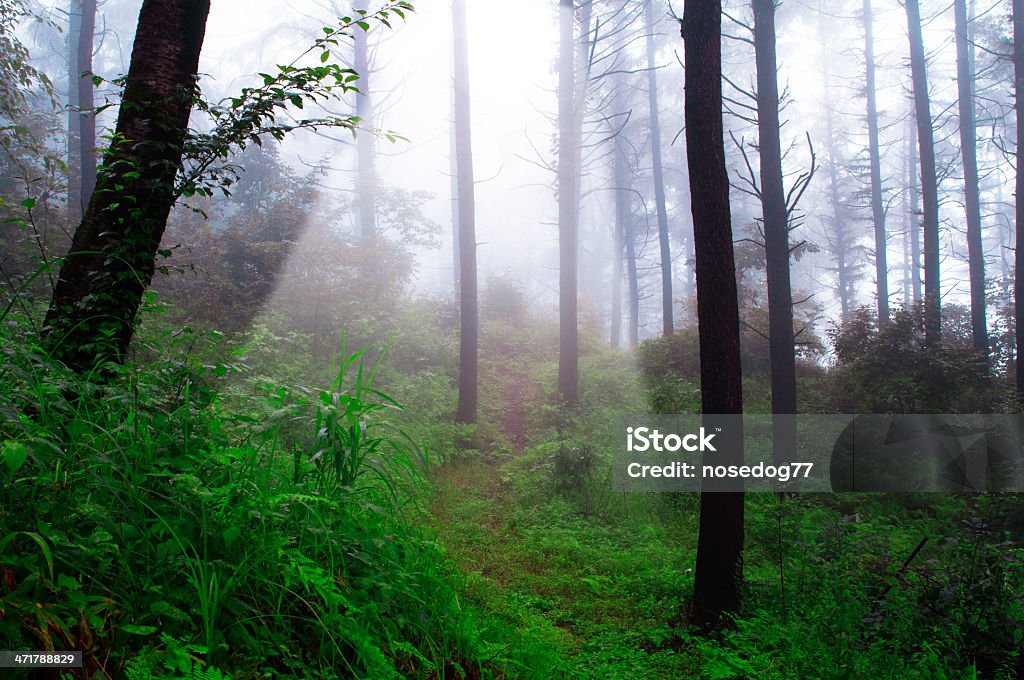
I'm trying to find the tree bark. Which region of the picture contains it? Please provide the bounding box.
[452,0,477,424]
[558,0,579,404]
[43,0,211,371]
[954,0,987,356]
[681,0,744,629]
[863,0,888,324]
[904,0,942,344]
[753,0,796,472]
[645,0,673,336]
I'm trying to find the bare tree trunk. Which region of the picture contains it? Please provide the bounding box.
[610,213,623,347]
[863,0,888,324]
[44,0,211,371]
[907,114,922,305]
[681,0,744,630]
[904,0,942,344]
[954,0,987,356]
[449,89,460,286]
[67,0,81,217]
[78,0,96,209]
[452,0,477,424]
[626,213,639,349]
[611,70,628,350]
[753,0,796,472]
[820,1,850,319]
[354,0,377,246]
[558,0,579,404]
[645,0,673,336]
[1014,0,1024,397]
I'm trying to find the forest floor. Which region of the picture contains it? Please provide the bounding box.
[428,368,704,678]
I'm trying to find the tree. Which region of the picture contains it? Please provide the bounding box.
[353,0,377,246]
[904,0,942,345]
[43,0,212,371]
[66,0,91,217]
[42,0,411,371]
[863,0,888,324]
[681,0,745,628]
[645,0,673,336]
[1015,0,1024,397]
[752,0,796,465]
[953,0,987,356]
[557,0,580,404]
[452,0,477,424]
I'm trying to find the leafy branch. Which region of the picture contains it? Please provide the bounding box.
[176,1,414,201]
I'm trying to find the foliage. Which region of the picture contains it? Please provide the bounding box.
[820,305,999,413]
[0,312,520,678]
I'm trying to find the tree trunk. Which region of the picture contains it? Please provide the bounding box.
[611,70,628,350]
[820,1,850,319]
[626,213,639,350]
[904,0,942,344]
[1014,0,1024,396]
[452,0,477,424]
[557,0,579,404]
[354,0,377,246]
[67,0,81,217]
[863,0,888,324]
[645,0,673,336]
[681,0,744,629]
[753,0,796,472]
[449,90,460,286]
[907,114,922,305]
[954,0,987,356]
[43,0,211,371]
[610,212,623,347]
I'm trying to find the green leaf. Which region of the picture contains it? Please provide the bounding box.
[2,440,28,474]
[19,198,35,210]
[222,526,241,547]
[320,50,330,63]
[121,624,158,635]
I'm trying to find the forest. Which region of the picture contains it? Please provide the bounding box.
[1,0,1023,677]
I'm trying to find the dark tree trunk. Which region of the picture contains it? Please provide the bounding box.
[558,0,579,404]
[863,0,888,324]
[44,0,211,371]
[645,0,673,336]
[904,0,942,344]
[753,0,796,472]
[354,0,377,246]
[954,0,987,356]
[681,0,744,629]
[1014,0,1024,397]
[452,0,477,424]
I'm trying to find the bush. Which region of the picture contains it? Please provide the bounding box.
[820,305,998,413]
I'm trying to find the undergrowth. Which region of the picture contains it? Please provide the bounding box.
[0,311,541,679]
